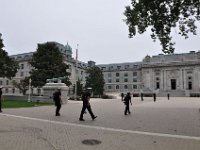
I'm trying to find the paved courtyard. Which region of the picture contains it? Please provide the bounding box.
[1,97,200,150]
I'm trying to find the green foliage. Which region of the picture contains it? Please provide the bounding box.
[85,66,105,97]
[124,0,200,53]
[29,42,71,87]
[101,94,113,99]
[12,77,30,95]
[0,34,18,78]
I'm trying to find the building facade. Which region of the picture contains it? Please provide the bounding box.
[1,39,200,97]
[0,42,93,96]
[98,51,200,97]
[97,62,142,94]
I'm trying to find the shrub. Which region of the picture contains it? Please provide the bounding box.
[68,96,81,100]
[101,94,113,99]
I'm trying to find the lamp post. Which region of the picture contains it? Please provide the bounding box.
[28,78,31,102]
[74,44,79,100]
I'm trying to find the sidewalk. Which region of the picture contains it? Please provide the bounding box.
[0,97,200,150]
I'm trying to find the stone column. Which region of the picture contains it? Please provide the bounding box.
[151,69,154,90]
[179,68,183,90]
[164,70,167,91]
[161,70,164,90]
[183,69,187,90]
[193,68,199,91]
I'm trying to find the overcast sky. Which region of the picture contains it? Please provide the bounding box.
[1,0,200,65]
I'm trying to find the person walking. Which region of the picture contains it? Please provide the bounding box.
[79,91,97,121]
[153,93,156,102]
[0,87,2,113]
[53,88,62,116]
[141,93,144,101]
[121,93,124,101]
[167,93,170,100]
[124,92,132,115]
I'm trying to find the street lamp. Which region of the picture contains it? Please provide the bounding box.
[28,78,31,102]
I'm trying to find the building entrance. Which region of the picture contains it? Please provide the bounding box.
[171,79,176,90]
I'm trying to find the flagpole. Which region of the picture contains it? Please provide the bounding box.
[75,44,78,100]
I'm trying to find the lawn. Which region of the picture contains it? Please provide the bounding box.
[2,100,52,108]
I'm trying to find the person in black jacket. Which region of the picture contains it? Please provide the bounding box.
[121,93,124,101]
[141,93,144,101]
[53,88,62,116]
[79,91,97,121]
[153,93,156,102]
[124,92,132,115]
[167,93,170,100]
[0,87,2,113]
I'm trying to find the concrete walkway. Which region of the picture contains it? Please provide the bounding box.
[0,97,200,150]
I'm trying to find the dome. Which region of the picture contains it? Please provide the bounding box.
[65,43,72,52]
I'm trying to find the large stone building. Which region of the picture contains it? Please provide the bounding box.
[1,39,200,97]
[0,42,95,96]
[97,62,142,94]
[98,51,200,97]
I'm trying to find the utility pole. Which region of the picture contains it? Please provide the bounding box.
[28,78,31,102]
[74,44,79,100]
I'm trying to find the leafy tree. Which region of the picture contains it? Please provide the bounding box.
[124,0,200,53]
[12,77,30,95]
[85,66,105,97]
[0,33,18,78]
[29,42,71,87]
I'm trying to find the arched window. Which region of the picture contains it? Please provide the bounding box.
[124,85,128,89]
[116,85,119,89]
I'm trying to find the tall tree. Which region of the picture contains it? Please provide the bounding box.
[124,0,200,53]
[0,33,18,78]
[29,42,71,87]
[85,66,105,97]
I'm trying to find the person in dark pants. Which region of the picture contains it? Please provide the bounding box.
[121,93,124,101]
[53,89,62,116]
[141,93,144,101]
[79,91,97,121]
[167,93,170,100]
[0,87,2,113]
[153,93,156,102]
[124,92,132,115]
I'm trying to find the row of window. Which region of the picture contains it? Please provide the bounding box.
[13,54,32,61]
[107,82,193,91]
[0,80,10,85]
[2,88,41,95]
[107,85,138,90]
[108,78,138,83]
[155,76,192,81]
[101,64,139,71]
[107,72,138,78]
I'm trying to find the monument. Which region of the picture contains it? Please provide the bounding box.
[42,77,69,104]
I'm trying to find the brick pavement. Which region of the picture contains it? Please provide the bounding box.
[0,97,200,150]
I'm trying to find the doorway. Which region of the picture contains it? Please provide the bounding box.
[171,79,176,90]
